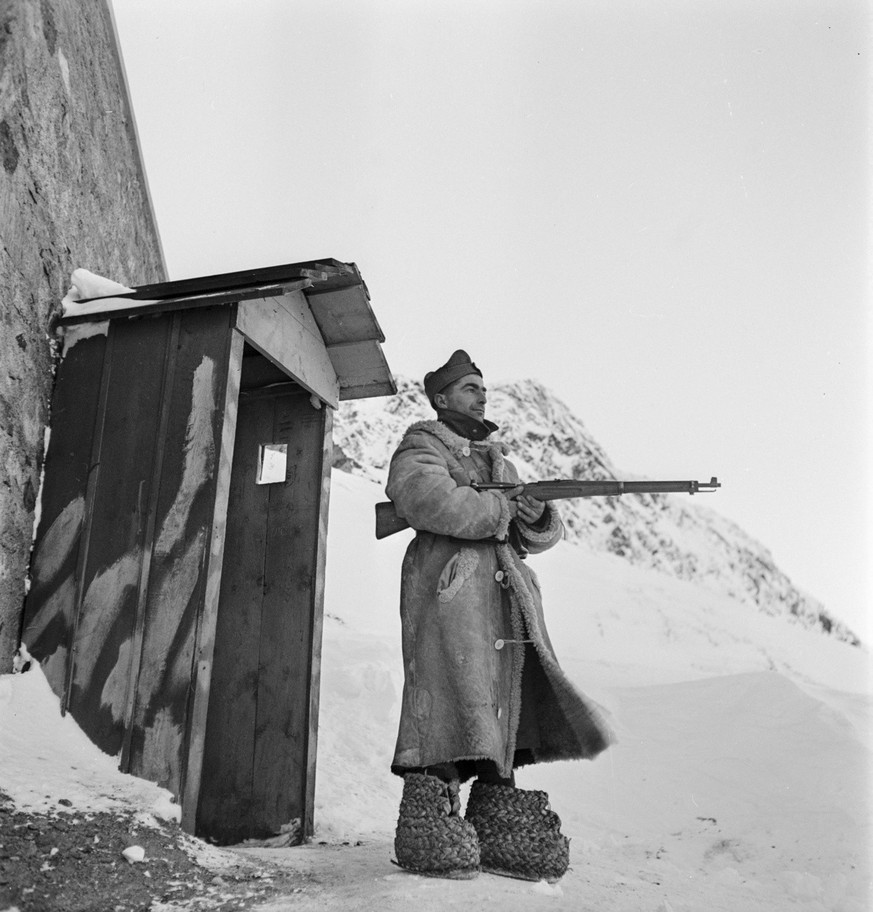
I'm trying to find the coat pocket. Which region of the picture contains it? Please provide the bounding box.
[436,548,480,603]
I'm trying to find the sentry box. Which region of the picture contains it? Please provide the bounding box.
[21,260,395,844]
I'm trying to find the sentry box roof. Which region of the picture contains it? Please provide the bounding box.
[60,258,396,406]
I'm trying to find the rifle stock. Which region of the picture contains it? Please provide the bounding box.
[375,500,414,540]
[374,476,720,539]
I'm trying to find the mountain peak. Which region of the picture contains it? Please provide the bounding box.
[333,375,859,646]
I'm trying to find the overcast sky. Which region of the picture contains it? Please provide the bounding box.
[111,0,870,638]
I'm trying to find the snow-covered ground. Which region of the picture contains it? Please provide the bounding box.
[2,470,871,911]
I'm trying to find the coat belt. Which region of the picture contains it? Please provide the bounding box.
[446,522,528,558]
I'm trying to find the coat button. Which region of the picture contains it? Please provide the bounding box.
[495,570,505,582]
[461,446,471,456]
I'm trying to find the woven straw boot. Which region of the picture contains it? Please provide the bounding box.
[465,781,569,882]
[394,773,480,879]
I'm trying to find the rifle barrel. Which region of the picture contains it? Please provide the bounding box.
[473,478,720,499]
[375,476,720,539]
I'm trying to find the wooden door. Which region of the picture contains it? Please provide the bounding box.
[195,379,331,844]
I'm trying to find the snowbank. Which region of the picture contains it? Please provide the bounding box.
[0,662,178,822]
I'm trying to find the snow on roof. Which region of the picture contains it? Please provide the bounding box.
[61,267,157,319]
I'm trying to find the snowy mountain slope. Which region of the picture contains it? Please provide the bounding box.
[333,375,858,645]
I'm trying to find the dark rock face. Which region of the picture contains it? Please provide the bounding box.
[0,0,166,670]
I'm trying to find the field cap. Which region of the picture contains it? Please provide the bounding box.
[424,350,482,406]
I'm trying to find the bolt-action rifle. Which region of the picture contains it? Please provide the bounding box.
[375,476,720,540]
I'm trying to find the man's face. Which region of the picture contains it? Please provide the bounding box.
[435,373,487,421]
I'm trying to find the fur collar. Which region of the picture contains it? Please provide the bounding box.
[404,419,510,482]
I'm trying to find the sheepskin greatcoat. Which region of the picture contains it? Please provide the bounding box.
[386,419,612,780]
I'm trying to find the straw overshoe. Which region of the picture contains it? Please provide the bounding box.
[393,773,480,879]
[465,781,569,883]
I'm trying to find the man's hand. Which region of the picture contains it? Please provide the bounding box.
[516,494,545,524]
[502,486,546,524]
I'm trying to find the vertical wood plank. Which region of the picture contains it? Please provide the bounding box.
[119,314,182,773]
[63,330,115,717]
[21,331,108,700]
[303,405,333,838]
[178,324,244,831]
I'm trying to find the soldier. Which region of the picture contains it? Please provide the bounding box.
[386,350,612,881]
